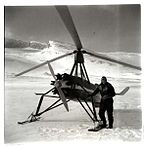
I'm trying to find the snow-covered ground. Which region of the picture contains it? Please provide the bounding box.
[4,41,142,143]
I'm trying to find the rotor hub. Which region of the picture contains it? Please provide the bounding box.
[74,50,84,63]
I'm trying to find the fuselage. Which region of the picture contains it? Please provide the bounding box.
[52,73,101,107]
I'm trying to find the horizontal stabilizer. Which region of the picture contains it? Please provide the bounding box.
[116,87,130,95]
[35,93,59,98]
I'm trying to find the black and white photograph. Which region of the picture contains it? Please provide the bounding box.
[4,4,142,144]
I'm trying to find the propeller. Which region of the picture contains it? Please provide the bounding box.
[55,6,83,50]
[47,62,69,112]
[15,52,73,77]
[85,51,141,70]
[15,52,71,112]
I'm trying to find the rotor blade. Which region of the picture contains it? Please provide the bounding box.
[47,62,69,111]
[15,61,48,77]
[15,52,73,77]
[55,6,83,50]
[86,51,141,70]
[48,52,74,63]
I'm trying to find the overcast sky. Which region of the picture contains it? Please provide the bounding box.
[5,5,141,53]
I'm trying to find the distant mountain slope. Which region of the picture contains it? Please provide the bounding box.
[5,38,29,48]
[5,38,48,50]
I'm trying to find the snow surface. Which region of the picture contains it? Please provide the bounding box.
[4,41,142,143]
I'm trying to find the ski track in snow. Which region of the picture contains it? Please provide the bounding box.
[37,123,142,142]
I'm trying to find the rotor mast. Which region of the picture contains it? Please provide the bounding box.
[70,50,90,82]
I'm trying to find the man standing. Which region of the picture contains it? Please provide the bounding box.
[90,76,116,129]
